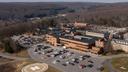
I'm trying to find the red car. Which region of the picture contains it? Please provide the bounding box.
[79,64,86,69]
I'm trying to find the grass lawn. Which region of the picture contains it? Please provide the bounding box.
[0,57,13,64]
[102,65,109,72]
[19,61,61,72]
[13,50,30,58]
[16,60,61,72]
[16,60,37,72]
[0,60,36,72]
[46,66,61,72]
[0,59,61,72]
[10,50,61,72]
[111,57,128,72]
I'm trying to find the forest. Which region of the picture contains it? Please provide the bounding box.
[0,2,128,39]
[55,2,128,27]
[0,2,106,20]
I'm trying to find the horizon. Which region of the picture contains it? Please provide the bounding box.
[0,0,128,3]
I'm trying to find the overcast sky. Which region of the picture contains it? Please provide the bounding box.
[0,0,128,3]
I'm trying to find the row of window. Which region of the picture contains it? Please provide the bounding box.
[113,39,128,45]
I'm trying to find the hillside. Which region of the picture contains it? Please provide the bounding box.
[62,2,128,27]
[0,2,103,20]
[0,2,128,43]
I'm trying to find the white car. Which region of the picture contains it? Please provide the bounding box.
[60,55,65,59]
[80,56,83,58]
[51,54,55,58]
[62,46,66,49]
[52,60,57,64]
[54,51,59,54]
[59,55,63,59]
[67,53,71,56]
[66,61,70,64]
[72,58,76,62]
[42,51,46,55]
[79,58,83,61]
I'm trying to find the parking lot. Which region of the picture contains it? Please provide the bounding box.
[17,35,43,48]
[28,43,105,72]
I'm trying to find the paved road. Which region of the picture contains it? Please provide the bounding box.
[103,59,118,72]
[100,54,128,59]
[0,52,30,61]
[0,60,18,65]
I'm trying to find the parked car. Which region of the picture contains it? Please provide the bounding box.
[44,46,50,49]
[37,45,43,48]
[87,64,93,68]
[79,64,86,69]
[34,49,38,52]
[79,56,83,58]
[52,60,60,64]
[56,60,60,62]
[47,49,53,53]
[74,60,79,64]
[54,51,59,54]
[66,61,70,64]
[72,58,76,62]
[67,52,73,56]
[60,55,65,59]
[79,57,83,61]
[70,62,75,66]
[83,55,91,58]
[97,67,104,71]
[52,60,57,64]
[88,60,93,63]
[72,58,78,62]
[62,63,67,66]
[51,54,55,58]
[38,52,42,54]
[47,55,51,57]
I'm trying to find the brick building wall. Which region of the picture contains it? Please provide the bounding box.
[45,35,57,46]
[59,38,90,52]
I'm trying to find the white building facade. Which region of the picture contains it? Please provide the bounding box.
[112,39,128,52]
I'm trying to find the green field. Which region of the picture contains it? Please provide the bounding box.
[0,60,61,72]
[19,60,61,72]
[13,50,30,58]
[111,57,128,72]
[46,66,61,72]
[102,65,109,72]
